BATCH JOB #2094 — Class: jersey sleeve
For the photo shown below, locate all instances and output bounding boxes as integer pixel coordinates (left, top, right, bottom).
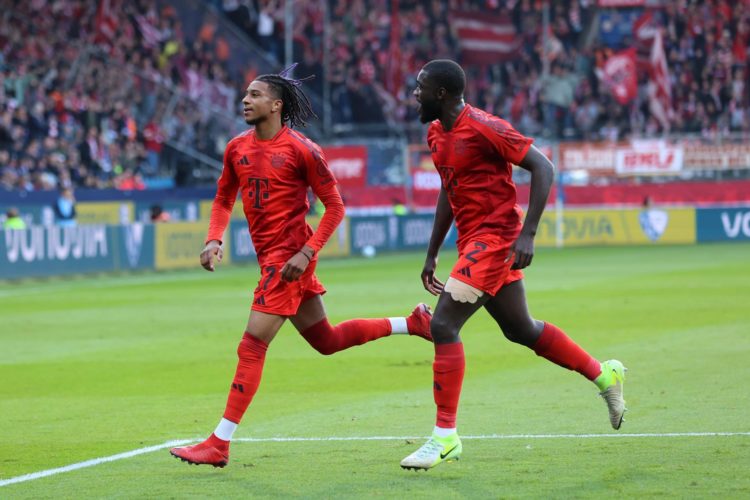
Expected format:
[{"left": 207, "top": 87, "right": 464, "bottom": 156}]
[
  {"left": 299, "top": 141, "right": 337, "bottom": 193},
  {"left": 206, "top": 143, "right": 239, "bottom": 244},
  {"left": 305, "top": 181, "right": 345, "bottom": 253},
  {"left": 473, "top": 115, "right": 533, "bottom": 166},
  {"left": 298, "top": 143, "right": 343, "bottom": 253}
]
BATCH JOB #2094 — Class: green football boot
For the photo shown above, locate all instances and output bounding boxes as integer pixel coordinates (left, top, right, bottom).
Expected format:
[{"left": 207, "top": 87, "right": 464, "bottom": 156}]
[
  {"left": 595, "top": 359, "right": 628, "bottom": 430},
  {"left": 400, "top": 432, "right": 462, "bottom": 470}
]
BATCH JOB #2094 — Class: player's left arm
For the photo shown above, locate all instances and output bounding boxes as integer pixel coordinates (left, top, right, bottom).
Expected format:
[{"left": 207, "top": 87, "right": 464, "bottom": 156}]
[
  {"left": 281, "top": 145, "right": 345, "bottom": 282},
  {"left": 510, "top": 145, "right": 554, "bottom": 269}
]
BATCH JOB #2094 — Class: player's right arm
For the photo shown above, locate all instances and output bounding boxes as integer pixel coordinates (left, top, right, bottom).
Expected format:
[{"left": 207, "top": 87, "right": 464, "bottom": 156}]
[
  {"left": 422, "top": 186, "right": 453, "bottom": 295},
  {"left": 202, "top": 144, "right": 240, "bottom": 272}
]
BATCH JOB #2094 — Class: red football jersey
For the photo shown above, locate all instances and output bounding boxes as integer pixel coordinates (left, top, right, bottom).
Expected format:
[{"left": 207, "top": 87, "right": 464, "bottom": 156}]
[
  {"left": 427, "top": 104, "right": 533, "bottom": 247},
  {"left": 207, "top": 126, "right": 337, "bottom": 263}
]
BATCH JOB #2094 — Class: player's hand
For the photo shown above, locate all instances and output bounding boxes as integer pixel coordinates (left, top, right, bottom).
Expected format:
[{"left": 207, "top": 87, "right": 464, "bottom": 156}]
[
  {"left": 506, "top": 231, "right": 535, "bottom": 270},
  {"left": 421, "top": 255, "right": 444, "bottom": 296},
  {"left": 200, "top": 240, "right": 223, "bottom": 272},
  {"left": 281, "top": 251, "right": 310, "bottom": 282}
]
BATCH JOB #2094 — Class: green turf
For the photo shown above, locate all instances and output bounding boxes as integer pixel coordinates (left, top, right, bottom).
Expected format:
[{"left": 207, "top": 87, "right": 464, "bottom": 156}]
[{"left": 1, "top": 243, "right": 749, "bottom": 498}]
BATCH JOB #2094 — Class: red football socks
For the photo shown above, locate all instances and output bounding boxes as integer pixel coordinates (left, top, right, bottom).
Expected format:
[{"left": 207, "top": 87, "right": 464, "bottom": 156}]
[
  {"left": 433, "top": 342, "right": 465, "bottom": 428},
  {"left": 205, "top": 432, "right": 229, "bottom": 452},
  {"left": 532, "top": 322, "right": 601, "bottom": 380},
  {"left": 299, "top": 318, "right": 391, "bottom": 355},
  {"left": 222, "top": 333, "right": 268, "bottom": 424}
]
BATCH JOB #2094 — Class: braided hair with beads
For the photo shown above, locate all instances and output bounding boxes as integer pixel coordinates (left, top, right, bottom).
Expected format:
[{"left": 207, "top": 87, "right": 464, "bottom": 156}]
[{"left": 256, "top": 63, "right": 317, "bottom": 128}]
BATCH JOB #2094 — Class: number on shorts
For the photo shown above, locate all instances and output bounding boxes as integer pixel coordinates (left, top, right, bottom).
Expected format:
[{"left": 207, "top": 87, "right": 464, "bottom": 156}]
[
  {"left": 262, "top": 265, "right": 277, "bottom": 290},
  {"left": 465, "top": 242, "right": 488, "bottom": 264}
]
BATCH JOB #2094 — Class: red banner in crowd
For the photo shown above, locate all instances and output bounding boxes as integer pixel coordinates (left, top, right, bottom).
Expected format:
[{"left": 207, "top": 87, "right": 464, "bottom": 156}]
[
  {"left": 409, "top": 146, "right": 441, "bottom": 208},
  {"left": 323, "top": 145, "right": 368, "bottom": 189},
  {"left": 450, "top": 11, "right": 520, "bottom": 64},
  {"left": 95, "top": 0, "right": 118, "bottom": 45},
  {"left": 597, "top": 0, "right": 648, "bottom": 6},
  {"left": 598, "top": 48, "right": 638, "bottom": 105}
]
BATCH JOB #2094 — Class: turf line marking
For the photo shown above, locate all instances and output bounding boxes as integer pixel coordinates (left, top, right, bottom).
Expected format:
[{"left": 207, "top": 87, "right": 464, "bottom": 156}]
[
  {"left": 233, "top": 432, "right": 750, "bottom": 442},
  {"left": 2, "top": 432, "right": 749, "bottom": 487},
  {"left": 0, "top": 440, "right": 191, "bottom": 488}
]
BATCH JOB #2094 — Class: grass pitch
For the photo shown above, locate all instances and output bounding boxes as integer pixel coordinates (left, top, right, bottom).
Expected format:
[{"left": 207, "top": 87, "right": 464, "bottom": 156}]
[{"left": 1, "top": 243, "right": 749, "bottom": 498}]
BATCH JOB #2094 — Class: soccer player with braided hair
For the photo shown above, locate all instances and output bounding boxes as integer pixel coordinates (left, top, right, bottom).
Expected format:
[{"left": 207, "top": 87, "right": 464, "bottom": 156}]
[{"left": 170, "top": 65, "right": 434, "bottom": 468}]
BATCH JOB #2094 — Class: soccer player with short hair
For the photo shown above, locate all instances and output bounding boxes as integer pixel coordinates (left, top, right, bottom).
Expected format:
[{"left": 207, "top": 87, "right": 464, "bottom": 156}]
[
  {"left": 399, "top": 59, "right": 627, "bottom": 470},
  {"left": 170, "top": 65, "right": 433, "bottom": 468}
]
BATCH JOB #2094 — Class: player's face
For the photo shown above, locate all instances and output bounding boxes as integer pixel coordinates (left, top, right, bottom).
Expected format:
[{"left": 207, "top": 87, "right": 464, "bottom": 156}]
[
  {"left": 242, "top": 81, "right": 282, "bottom": 125},
  {"left": 414, "top": 70, "right": 442, "bottom": 123}
]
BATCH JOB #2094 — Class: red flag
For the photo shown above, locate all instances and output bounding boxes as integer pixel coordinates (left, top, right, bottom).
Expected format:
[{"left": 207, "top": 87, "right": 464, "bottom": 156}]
[
  {"left": 598, "top": 48, "right": 638, "bottom": 105},
  {"left": 450, "top": 11, "right": 520, "bottom": 65},
  {"left": 385, "top": 0, "right": 402, "bottom": 94},
  {"left": 94, "top": 0, "right": 118, "bottom": 45},
  {"left": 632, "top": 10, "right": 657, "bottom": 43},
  {"left": 648, "top": 31, "right": 672, "bottom": 130}
]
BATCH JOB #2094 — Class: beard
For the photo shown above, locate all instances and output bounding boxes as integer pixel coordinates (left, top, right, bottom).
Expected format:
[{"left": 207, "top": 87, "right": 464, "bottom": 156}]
[{"left": 418, "top": 101, "right": 441, "bottom": 123}]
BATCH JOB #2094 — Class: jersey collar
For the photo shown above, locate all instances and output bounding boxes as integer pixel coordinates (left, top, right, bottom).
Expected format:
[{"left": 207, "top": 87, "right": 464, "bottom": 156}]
[{"left": 436, "top": 104, "right": 471, "bottom": 133}]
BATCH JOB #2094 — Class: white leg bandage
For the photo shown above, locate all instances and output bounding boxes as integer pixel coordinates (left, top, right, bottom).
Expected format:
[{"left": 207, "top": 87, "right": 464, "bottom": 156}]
[{"left": 444, "top": 277, "right": 485, "bottom": 304}]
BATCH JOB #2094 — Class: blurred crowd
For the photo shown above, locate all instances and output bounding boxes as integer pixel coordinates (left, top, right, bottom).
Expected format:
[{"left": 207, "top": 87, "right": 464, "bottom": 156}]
[
  {"left": 225, "top": 0, "right": 748, "bottom": 140},
  {"left": 1, "top": 0, "right": 250, "bottom": 192},
  {"left": 2, "top": 0, "right": 749, "bottom": 193}
]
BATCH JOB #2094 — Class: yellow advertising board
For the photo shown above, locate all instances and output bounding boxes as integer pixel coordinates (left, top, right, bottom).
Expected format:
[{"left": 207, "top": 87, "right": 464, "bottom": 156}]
[
  {"left": 307, "top": 216, "right": 351, "bottom": 257},
  {"left": 535, "top": 208, "right": 696, "bottom": 246},
  {"left": 199, "top": 200, "right": 245, "bottom": 220},
  {"left": 155, "top": 222, "right": 230, "bottom": 269},
  {"left": 76, "top": 202, "right": 133, "bottom": 225}
]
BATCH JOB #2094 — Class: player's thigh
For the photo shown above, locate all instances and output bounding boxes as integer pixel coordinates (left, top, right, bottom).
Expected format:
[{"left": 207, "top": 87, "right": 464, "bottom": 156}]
[
  {"left": 483, "top": 280, "right": 542, "bottom": 345},
  {"left": 289, "top": 294, "right": 327, "bottom": 332},
  {"left": 245, "top": 309, "right": 287, "bottom": 344},
  {"left": 431, "top": 289, "right": 489, "bottom": 343}
]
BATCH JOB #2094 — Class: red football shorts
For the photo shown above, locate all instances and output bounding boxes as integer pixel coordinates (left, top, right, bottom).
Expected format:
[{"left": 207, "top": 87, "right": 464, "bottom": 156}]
[
  {"left": 449, "top": 233, "right": 523, "bottom": 296},
  {"left": 251, "top": 258, "right": 326, "bottom": 316}
]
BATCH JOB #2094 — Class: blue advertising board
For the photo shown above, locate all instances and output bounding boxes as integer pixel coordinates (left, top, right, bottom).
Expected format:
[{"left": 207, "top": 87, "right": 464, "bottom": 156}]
[
  {"left": 0, "top": 224, "right": 156, "bottom": 280},
  {"left": 115, "top": 224, "right": 155, "bottom": 271},
  {"left": 228, "top": 220, "right": 257, "bottom": 263},
  {"left": 696, "top": 207, "right": 750, "bottom": 242},
  {"left": 350, "top": 215, "right": 457, "bottom": 254},
  {"left": 349, "top": 216, "right": 396, "bottom": 253},
  {"left": 1, "top": 225, "right": 115, "bottom": 280}
]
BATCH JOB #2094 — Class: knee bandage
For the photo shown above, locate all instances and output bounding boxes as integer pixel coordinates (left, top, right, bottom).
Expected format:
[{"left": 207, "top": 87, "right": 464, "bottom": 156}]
[{"left": 444, "top": 277, "right": 485, "bottom": 304}]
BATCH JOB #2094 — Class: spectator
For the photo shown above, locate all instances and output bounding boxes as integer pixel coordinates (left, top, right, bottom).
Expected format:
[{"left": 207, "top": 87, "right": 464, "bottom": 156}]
[
  {"left": 3, "top": 207, "right": 26, "bottom": 229},
  {"left": 150, "top": 204, "right": 171, "bottom": 222},
  {"left": 53, "top": 188, "right": 77, "bottom": 227}
]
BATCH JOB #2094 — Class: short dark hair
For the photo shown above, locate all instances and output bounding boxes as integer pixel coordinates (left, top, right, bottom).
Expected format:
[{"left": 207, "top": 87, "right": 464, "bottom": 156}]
[{"left": 423, "top": 59, "right": 466, "bottom": 96}]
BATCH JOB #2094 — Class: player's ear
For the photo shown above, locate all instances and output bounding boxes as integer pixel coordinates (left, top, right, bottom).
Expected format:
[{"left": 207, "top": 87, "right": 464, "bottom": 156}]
[
  {"left": 436, "top": 87, "right": 447, "bottom": 100},
  {"left": 271, "top": 99, "right": 283, "bottom": 113}
]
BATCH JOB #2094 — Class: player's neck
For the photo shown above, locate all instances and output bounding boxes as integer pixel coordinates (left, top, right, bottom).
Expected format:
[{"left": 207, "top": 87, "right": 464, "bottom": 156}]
[
  {"left": 440, "top": 100, "right": 466, "bottom": 131},
  {"left": 255, "top": 120, "right": 283, "bottom": 141}
]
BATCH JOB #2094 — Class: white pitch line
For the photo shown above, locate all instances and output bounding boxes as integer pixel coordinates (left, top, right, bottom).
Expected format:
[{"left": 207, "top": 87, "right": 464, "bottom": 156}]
[
  {"left": 2, "top": 432, "right": 749, "bottom": 487},
  {"left": 233, "top": 431, "right": 750, "bottom": 442},
  {"left": 0, "top": 439, "right": 191, "bottom": 488}
]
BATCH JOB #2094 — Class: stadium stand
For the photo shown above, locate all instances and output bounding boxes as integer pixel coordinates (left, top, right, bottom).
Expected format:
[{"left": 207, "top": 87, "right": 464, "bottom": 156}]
[{"left": 1, "top": 0, "right": 749, "bottom": 194}]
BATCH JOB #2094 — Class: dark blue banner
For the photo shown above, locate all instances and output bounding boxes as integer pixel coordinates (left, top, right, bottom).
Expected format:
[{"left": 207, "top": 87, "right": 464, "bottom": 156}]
[
  {"left": 350, "top": 216, "right": 395, "bottom": 253},
  {"left": 1, "top": 225, "right": 114, "bottom": 280},
  {"left": 229, "top": 220, "right": 256, "bottom": 263},
  {"left": 696, "top": 207, "right": 750, "bottom": 242},
  {"left": 115, "top": 224, "right": 155, "bottom": 271}
]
